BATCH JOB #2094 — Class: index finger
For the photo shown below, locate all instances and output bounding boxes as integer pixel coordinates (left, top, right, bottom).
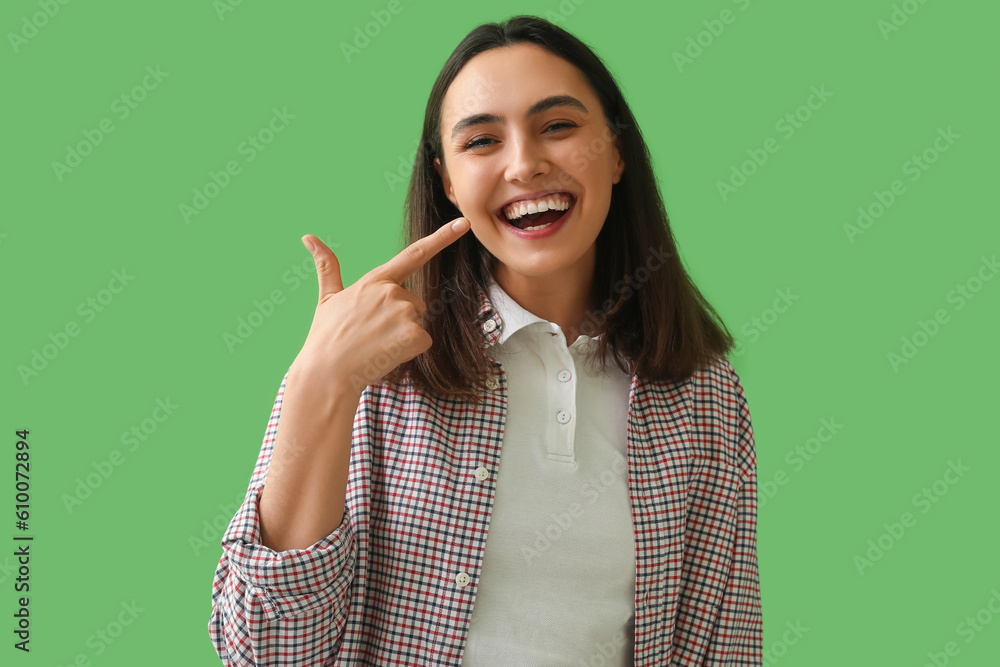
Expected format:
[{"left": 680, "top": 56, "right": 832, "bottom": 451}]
[{"left": 377, "top": 217, "right": 471, "bottom": 285}]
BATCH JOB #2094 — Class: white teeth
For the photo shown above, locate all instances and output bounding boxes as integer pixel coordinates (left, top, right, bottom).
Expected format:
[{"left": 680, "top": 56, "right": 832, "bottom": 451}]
[
  {"left": 522, "top": 221, "right": 554, "bottom": 231},
  {"left": 503, "top": 194, "right": 571, "bottom": 220}
]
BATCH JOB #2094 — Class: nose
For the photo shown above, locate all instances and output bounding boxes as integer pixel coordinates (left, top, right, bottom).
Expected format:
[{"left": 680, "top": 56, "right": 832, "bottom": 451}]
[{"left": 504, "top": 133, "right": 550, "bottom": 184}]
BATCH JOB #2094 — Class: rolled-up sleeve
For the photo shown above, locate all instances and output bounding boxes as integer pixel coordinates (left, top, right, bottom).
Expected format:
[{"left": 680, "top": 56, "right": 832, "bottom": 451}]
[{"left": 209, "top": 370, "right": 357, "bottom": 667}]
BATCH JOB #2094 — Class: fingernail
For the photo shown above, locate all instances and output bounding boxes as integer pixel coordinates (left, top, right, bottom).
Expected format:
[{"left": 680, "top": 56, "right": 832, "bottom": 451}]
[
  {"left": 451, "top": 218, "right": 470, "bottom": 232},
  {"left": 302, "top": 235, "right": 316, "bottom": 254}
]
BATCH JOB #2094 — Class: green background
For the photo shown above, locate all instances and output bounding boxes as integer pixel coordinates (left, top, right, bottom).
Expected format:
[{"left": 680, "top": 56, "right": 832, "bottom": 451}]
[{"left": 3, "top": 0, "right": 998, "bottom": 664}]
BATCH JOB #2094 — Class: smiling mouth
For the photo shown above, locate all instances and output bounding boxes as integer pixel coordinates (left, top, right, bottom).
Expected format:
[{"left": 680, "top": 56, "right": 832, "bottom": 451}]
[{"left": 498, "top": 194, "right": 576, "bottom": 230}]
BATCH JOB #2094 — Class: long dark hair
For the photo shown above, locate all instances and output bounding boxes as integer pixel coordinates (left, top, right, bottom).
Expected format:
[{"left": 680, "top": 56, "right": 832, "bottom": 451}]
[{"left": 383, "top": 15, "right": 735, "bottom": 407}]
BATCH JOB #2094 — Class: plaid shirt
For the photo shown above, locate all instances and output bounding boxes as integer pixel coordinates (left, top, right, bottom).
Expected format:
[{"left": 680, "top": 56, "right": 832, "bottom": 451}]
[{"left": 209, "top": 284, "right": 763, "bottom": 666}]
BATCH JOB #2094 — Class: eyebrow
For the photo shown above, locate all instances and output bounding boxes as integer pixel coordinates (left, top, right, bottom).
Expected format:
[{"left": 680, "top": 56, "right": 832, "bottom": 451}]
[{"left": 450, "top": 94, "right": 589, "bottom": 139}]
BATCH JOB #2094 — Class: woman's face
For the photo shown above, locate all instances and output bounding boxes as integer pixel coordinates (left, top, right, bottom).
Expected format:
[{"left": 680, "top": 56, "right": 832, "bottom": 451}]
[{"left": 434, "top": 42, "right": 624, "bottom": 286}]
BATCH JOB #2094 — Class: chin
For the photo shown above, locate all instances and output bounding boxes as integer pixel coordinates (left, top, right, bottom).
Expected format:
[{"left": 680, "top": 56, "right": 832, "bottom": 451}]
[{"left": 498, "top": 253, "right": 577, "bottom": 277}]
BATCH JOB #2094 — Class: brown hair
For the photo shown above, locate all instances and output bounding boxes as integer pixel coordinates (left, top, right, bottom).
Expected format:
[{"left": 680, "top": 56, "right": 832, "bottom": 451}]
[{"left": 382, "top": 15, "right": 735, "bottom": 407}]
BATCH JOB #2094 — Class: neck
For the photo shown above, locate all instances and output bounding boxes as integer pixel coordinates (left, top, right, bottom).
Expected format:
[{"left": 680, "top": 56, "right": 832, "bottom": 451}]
[{"left": 491, "top": 246, "right": 596, "bottom": 346}]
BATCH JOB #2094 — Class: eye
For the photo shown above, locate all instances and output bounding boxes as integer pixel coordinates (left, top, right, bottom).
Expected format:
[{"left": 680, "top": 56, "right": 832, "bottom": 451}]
[
  {"left": 462, "top": 122, "right": 577, "bottom": 151},
  {"left": 546, "top": 121, "right": 577, "bottom": 132},
  {"left": 464, "top": 136, "right": 494, "bottom": 150}
]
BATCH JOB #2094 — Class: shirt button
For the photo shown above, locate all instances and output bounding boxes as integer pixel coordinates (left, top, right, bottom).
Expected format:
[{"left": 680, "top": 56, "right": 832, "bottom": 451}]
[
  {"left": 557, "top": 369, "right": 572, "bottom": 382},
  {"left": 482, "top": 319, "right": 497, "bottom": 333},
  {"left": 557, "top": 410, "right": 571, "bottom": 424},
  {"left": 474, "top": 466, "right": 490, "bottom": 481},
  {"left": 486, "top": 376, "right": 499, "bottom": 390},
  {"left": 456, "top": 572, "right": 471, "bottom": 587}
]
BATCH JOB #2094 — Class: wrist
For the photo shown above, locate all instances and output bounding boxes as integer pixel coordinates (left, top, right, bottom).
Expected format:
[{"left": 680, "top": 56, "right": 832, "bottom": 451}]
[{"left": 287, "top": 360, "right": 363, "bottom": 404}]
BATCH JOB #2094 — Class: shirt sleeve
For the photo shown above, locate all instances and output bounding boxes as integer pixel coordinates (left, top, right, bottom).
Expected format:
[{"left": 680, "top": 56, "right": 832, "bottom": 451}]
[
  {"left": 208, "top": 369, "right": 358, "bottom": 667},
  {"left": 707, "top": 361, "right": 763, "bottom": 664}
]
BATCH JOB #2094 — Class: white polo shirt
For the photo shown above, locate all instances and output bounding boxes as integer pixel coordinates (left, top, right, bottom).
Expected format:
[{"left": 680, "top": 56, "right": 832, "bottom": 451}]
[{"left": 461, "top": 276, "right": 636, "bottom": 666}]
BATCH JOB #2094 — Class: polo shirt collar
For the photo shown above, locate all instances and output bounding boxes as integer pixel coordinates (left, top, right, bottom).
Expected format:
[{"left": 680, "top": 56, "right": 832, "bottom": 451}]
[{"left": 474, "top": 275, "right": 602, "bottom": 348}]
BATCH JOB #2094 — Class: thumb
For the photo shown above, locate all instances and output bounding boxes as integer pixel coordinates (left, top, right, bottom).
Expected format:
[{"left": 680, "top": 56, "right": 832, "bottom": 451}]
[{"left": 302, "top": 234, "right": 343, "bottom": 301}]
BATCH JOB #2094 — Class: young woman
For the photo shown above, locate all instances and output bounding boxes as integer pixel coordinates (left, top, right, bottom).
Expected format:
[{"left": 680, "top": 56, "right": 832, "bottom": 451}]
[{"left": 210, "top": 15, "right": 762, "bottom": 667}]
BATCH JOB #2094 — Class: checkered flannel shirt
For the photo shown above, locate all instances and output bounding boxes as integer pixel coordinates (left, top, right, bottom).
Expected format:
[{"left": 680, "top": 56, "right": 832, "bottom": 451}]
[{"left": 209, "top": 284, "right": 763, "bottom": 665}]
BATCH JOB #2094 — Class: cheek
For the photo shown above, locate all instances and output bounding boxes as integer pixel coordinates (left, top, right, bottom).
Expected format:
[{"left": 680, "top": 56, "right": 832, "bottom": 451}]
[
  {"left": 576, "top": 132, "right": 617, "bottom": 167},
  {"left": 452, "top": 175, "right": 494, "bottom": 210}
]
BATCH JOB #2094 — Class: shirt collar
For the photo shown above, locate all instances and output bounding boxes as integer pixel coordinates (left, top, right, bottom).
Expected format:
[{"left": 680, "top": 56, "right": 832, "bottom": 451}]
[
  {"left": 489, "top": 276, "right": 550, "bottom": 345},
  {"left": 474, "top": 275, "right": 602, "bottom": 348}
]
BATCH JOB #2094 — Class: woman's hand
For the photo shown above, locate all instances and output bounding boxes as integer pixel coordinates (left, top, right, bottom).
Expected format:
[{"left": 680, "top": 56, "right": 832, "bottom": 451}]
[
  {"left": 292, "top": 217, "right": 472, "bottom": 397},
  {"left": 257, "top": 216, "right": 473, "bottom": 552}
]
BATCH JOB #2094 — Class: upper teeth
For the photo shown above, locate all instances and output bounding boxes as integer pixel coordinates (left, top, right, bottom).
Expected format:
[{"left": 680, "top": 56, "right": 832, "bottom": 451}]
[{"left": 503, "top": 194, "right": 572, "bottom": 220}]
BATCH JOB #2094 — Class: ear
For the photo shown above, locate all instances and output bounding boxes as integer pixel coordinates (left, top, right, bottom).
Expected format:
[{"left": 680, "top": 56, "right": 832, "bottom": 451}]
[
  {"left": 611, "top": 134, "right": 625, "bottom": 185},
  {"left": 434, "top": 157, "right": 458, "bottom": 207}
]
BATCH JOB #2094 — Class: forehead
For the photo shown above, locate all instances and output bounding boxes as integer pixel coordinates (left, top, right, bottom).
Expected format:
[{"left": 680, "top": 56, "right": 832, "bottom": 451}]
[{"left": 440, "top": 43, "right": 592, "bottom": 122}]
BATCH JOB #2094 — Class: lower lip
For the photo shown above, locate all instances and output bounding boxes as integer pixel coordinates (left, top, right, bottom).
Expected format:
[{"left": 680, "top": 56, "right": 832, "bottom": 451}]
[{"left": 499, "top": 202, "right": 574, "bottom": 240}]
